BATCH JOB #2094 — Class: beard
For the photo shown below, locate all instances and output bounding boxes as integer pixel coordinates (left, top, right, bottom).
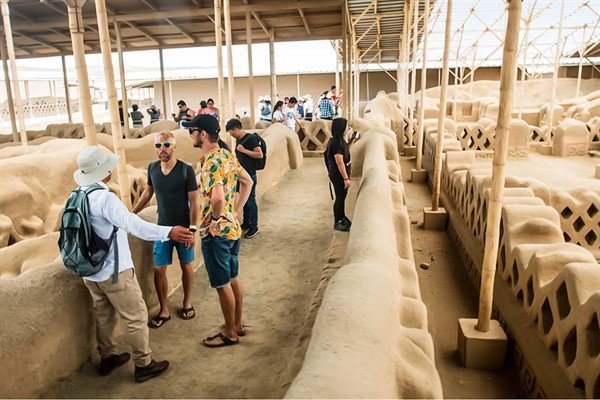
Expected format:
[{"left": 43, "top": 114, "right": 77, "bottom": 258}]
[{"left": 158, "top": 152, "right": 171, "bottom": 162}]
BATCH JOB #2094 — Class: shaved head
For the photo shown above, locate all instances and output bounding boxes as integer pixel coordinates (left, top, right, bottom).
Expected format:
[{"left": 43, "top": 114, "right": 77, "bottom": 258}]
[{"left": 155, "top": 131, "right": 175, "bottom": 142}]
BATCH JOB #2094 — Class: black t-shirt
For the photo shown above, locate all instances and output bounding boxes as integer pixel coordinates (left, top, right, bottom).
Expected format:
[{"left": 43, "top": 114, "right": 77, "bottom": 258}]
[
  {"left": 235, "top": 133, "right": 260, "bottom": 176},
  {"left": 326, "top": 139, "right": 351, "bottom": 177},
  {"left": 147, "top": 160, "right": 198, "bottom": 226}
]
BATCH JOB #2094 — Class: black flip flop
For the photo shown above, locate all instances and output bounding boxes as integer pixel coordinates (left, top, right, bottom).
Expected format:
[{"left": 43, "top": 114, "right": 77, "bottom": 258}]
[
  {"left": 181, "top": 306, "right": 195, "bottom": 320},
  {"left": 203, "top": 332, "right": 239, "bottom": 348},
  {"left": 148, "top": 315, "right": 171, "bottom": 329}
]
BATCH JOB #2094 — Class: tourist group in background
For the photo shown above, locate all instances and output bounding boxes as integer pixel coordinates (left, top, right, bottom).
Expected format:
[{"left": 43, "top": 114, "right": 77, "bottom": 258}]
[
  {"left": 116, "top": 84, "right": 342, "bottom": 130},
  {"left": 61, "top": 82, "right": 350, "bottom": 383}
]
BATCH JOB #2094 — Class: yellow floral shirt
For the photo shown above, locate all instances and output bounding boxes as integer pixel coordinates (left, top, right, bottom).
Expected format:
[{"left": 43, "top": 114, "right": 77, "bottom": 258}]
[{"left": 199, "top": 147, "right": 243, "bottom": 240}]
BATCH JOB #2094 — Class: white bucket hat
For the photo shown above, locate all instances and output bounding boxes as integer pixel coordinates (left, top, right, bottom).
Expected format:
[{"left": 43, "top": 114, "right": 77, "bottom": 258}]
[
  {"left": 263, "top": 95, "right": 271, "bottom": 101},
  {"left": 73, "top": 146, "right": 119, "bottom": 187}
]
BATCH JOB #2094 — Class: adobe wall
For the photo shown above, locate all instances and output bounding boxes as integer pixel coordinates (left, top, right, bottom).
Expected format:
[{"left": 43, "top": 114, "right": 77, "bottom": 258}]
[
  {"left": 442, "top": 151, "right": 599, "bottom": 398},
  {"left": 0, "top": 123, "right": 302, "bottom": 398},
  {"left": 286, "top": 93, "right": 442, "bottom": 399}
]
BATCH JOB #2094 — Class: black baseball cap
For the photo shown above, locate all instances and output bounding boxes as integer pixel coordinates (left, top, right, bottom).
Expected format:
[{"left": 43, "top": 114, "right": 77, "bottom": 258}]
[{"left": 182, "top": 114, "right": 220, "bottom": 135}]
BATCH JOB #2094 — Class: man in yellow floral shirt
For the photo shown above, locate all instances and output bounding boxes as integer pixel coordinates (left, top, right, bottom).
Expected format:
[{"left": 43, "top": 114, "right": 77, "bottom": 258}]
[{"left": 183, "top": 115, "right": 252, "bottom": 348}]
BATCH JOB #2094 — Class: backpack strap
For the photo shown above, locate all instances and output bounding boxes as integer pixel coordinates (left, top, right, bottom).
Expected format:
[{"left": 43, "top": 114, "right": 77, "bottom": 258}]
[
  {"left": 82, "top": 183, "right": 121, "bottom": 283},
  {"left": 110, "top": 226, "right": 119, "bottom": 283}
]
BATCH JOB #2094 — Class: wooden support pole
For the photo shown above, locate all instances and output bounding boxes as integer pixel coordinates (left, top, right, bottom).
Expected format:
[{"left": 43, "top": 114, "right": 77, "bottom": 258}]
[
  {"left": 114, "top": 21, "right": 130, "bottom": 138},
  {"left": 24, "top": 80, "right": 32, "bottom": 118},
  {"left": 518, "top": 12, "right": 531, "bottom": 119},
  {"left": 245, "top": 11, "right": 255, "bottom": 129},
  {"left": 0, "top": 30, "right": 17, "bottom": 141},
  {"left": 95, "top": 0, "right": 132, "bottom": 209},
  {"left": 342, "top": 7, "right": 348, "bottom": 118},
  {"left": 547, "top": 0, "right": 564, "bottom": 132},
  {"left": 431, "top": 0, "right": 453, "bottom": 211},
  {"left": 575, "top": 25, "right": 586, "bottom": 98},
  {"left": 407, "top": 0, "right": 419, "bottom": 146},
  {"left": 398, "top": 0, "right": 409, "bottom": 112},
  {"left": 476, "top": 0, "right": 522, "bottom": 333},
  {"left": 335, "top": 40, "right": 340, "bottom": 93},
  {"left": 415, "top": 0, "right": 430, "bottom": 171},
  {"left": 61, "top": 55, "right": 73, "bottom": 123},
  {"left": 269, "top": 27, "right": 277, "bottom": 104},
  {"left": 452, "top": 27, "right": 464, "bottom": 123},
  {"left": 1, "top": 0, "right": 27, "bottom": 144},
  {"left": 214, "top": 0, "right": 225, "bottom": 130},
  {"left": 159, "top": 48, "right": 167, "bottom": 119},
  {"left": 65, "top": 1, "right": 96, "bottom": 146},
  {"left": 404, "top": 0, "right": 414, "bottom": 119},
  {"left": 224, "top": 0, "right": 235, "bottom": 120}
]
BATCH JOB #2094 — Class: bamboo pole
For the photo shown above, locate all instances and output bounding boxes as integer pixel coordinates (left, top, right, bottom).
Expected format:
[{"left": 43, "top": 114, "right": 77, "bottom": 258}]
[
  {"left": 431, "top": 0, "right": 453, "bottom": 211},
  {"left": 518, "top": 10, "right": 531, "bottom": 119},
  {"left": 546, "top": 0, "right": 564, "bottom": 133},
  {"left": 269, "top": 27, "right": 277, "bottom": 104},
  {"left": 0, "top": 30, "right": 17, "bottom": 141},
  {"left": 407, "top": 0, "right": 419, "bottom": 146},
  {"left": 342, "top": 7, "right": 348, "bottom": 118},
  {"left": 1, "top": 0, "right": 27, "bottom": 144},
  {"left": 469, "top": 43, "right": 477, "bottom": 98},
  {"left": 452, "top": 26, "right": 464, "bottom": 123},
  {"left": 114, "top": 21, "right": 130, "bottom": 138},
  {"left": 366, "top": 71, "right": 370, "bottom": 100},
  {"left": 404, "top": 0, "right": 414, "bottom": 120},
  {"left": 245, "top": 10, "right": 255, "bottom": 129},
  {"left": 214, "top": 0, "right": 225, "bottom": 130},
  {"left": 415, "top": 0, "right": 430, "bottom": 171},
  {"left": 95, "top": 0, "right": 132, "bottom": 209},
  {"left": 159, "top": 48, "right": 167, "bottom": 119},
  {"left": 223, "top": 0, "right": 235, "bottom": 120},
  {"left": 61, "top": 55, "right": 73, "bottom": 123},
  {"left": 53, "top": 80, "right": 59, "bottom": 115},
  {"left": 335, "top": 40, "right": 340, "bottom": 92},
  {"left": 476, "top": 0, "right": 522, "bottom": 333},
  {"left": 65, "top": 1, "right": 96, "bottom": 146},
  {"left": 398, "top": 0, "right": 409, "bottom": 113},
  {"left": 575, "top": 25, "right": 587, "bottom": 98},
  {"left": 24, "top": 80, "right": 32, "bottom": 118}
]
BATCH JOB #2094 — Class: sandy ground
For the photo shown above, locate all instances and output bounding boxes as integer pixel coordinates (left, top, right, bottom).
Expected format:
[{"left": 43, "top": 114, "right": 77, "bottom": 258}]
[
  {"left": 44, "top": 158, "right": 333, "bottom": 398},
  {"left": 400, "top": 156, "right": 525, "bottom": 399}
]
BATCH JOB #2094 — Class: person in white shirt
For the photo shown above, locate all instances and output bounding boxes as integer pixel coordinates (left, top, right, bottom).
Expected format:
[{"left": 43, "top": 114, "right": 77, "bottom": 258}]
[
  {"left": 72, "top": 146, "right": 193, "bottom": 382},
  {"left": 271, "top": 100, "right": 285, "bottom": 124},
  {"left": 304, "top": 94, "right": 314, "bottom": 121},
  {"left": 282, "top": 97, "right": 302, "bottom": 131}
]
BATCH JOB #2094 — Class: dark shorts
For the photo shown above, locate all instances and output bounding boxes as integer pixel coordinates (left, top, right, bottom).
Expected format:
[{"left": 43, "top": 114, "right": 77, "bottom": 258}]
[
  {"left": 153, "top": 240, "right": 194, "bottom": 267},
  {"left": 201, "top": 236, "right": 241, "bottom": 288}
]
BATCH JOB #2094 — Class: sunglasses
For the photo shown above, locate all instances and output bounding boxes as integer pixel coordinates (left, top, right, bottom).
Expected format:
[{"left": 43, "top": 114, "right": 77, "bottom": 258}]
[{"left": 155, "top": 141, "right": 175, "bottom": 149}]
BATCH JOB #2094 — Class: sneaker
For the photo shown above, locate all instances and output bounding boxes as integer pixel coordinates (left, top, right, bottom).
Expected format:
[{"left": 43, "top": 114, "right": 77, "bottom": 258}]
[
  {"left": 341, "top": 217, "right": 352, "bottom": 228},
  {"left": 333, "top": 221, "right": 350, "bottom": 232},
  {"left": 245, "top": 227, "right": 259, "bottom": 238},
  {"left": 98, "top": 353, "right": 130, "bottom": 376},
  {"left": 240, "top": 223, "right": 249, "bottom": 231},
  {"left": 134, "top": 359, "right": 170, "bottom": 383}
]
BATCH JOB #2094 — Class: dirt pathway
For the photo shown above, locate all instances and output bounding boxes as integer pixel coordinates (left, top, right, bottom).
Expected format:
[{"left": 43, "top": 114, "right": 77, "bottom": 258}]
[
  {"left": 45, "top": 158, "right": 333, "bottom": 399},
  {"left": 400, "top": 156, "right": 524, "bottom": 399}
]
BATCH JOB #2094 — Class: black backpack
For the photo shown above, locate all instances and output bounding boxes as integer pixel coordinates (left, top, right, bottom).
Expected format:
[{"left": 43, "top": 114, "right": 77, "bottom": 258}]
[
  {"left": 241, "top": 132, "right": 267, "bottom": 171},
  {"left": 58, "top": 184, "right": 120, "bottom": 282}
]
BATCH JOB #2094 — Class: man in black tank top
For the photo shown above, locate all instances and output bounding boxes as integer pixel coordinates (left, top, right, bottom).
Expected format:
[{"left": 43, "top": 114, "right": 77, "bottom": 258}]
[{"left": 172, "top": 100, "right": 196, "bottom": 123}]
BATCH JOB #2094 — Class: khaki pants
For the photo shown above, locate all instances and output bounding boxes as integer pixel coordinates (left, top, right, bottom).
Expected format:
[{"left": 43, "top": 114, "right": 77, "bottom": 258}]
[{"left": 84, "top": 268, "right": 152, "bottom": 367}]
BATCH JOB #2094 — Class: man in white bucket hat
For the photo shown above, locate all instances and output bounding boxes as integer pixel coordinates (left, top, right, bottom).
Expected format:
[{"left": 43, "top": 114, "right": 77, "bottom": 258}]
[{"left": 72, "top": 146, "right": 193, "bottom": 382}]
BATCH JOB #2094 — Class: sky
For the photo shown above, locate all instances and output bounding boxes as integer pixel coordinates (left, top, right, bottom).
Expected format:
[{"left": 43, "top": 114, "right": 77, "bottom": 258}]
[{"left": 12, "top": 40, "right": 342, "bottom": 86}]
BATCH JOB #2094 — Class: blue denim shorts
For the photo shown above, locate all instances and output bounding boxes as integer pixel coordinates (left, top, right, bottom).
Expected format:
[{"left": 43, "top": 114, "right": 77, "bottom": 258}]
[
  {"left": 201, "top": 236, "right": 241, "bottom": 288},
  {"left": 153, "top": 240, "right": 195, "bottom": 267}
]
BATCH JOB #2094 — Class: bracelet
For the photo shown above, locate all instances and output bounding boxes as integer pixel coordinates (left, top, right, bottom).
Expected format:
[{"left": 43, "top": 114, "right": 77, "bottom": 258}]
[
  {"left": 211, "top": 215, "right": 221, "bottom": 221},
  {"left": 188, "top": 225, "right": 197, "bottom": 232},
  {"left": 343, "top": 178, "right": 350, "bottom": 181}
]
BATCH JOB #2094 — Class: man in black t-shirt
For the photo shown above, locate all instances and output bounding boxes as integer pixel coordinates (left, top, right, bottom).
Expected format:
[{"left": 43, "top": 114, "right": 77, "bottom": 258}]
[
  {"left": 132, "top": 132, "right": 199, "bottom": 328},
  {"left": 226, "top": 118, "right": 263, "bottom": 238}
]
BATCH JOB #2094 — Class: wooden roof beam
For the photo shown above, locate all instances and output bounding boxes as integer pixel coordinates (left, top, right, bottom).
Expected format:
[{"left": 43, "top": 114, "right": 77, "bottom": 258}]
[
  {"left": 110, "top": 0, "right": 342, "bottom": 23},
  {"left": 298, "top": 8, "right": 311, "bottom": 35},
  {"left": 141, "top": 0, "right": 199, "bottom": 43}
]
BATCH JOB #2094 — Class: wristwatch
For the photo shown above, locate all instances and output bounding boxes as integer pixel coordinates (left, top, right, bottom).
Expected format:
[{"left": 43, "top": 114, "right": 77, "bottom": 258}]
[{"left": 189, "top": 224, "right": 197, "bottom": 233}]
